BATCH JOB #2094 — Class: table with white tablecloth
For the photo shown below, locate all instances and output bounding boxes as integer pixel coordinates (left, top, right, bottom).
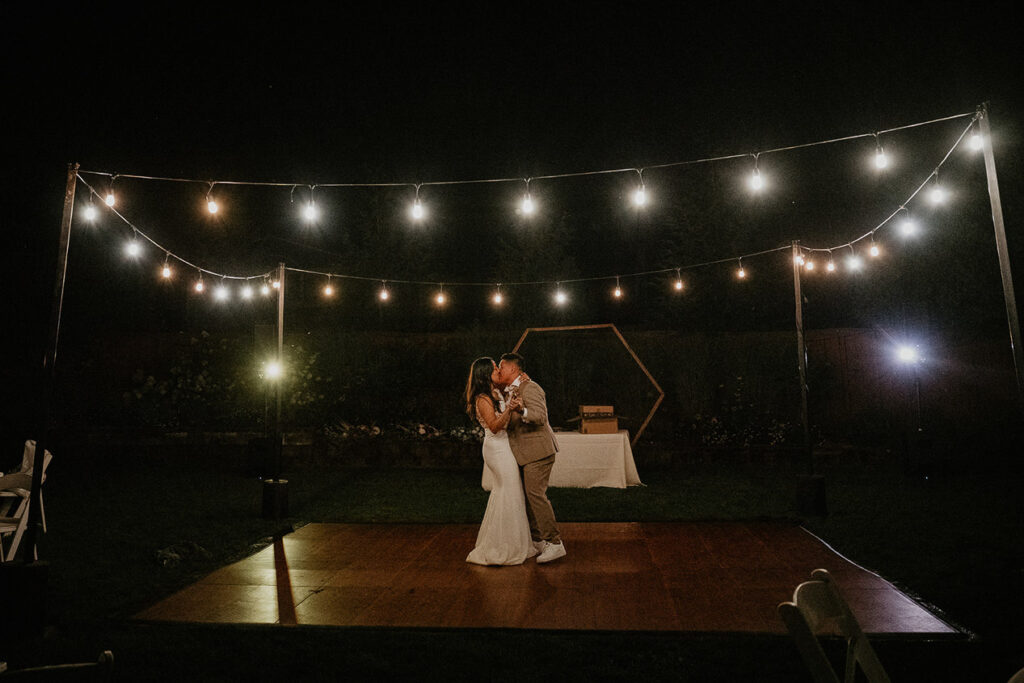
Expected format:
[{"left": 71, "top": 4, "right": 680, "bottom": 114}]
[{"left": 482, "top": 429, "right": 642, "bottom": 490}]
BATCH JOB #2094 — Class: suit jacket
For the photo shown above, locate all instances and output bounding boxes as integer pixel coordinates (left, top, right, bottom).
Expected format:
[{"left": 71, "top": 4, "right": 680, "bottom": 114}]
[{"left": 506, "top": 379, "right": 559, "bottom": 466}]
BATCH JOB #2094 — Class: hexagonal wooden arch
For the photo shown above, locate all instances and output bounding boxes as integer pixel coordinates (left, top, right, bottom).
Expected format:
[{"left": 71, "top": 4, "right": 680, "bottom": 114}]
[{"left": 512, "top": 323, "right": 664, "bottom": 448}]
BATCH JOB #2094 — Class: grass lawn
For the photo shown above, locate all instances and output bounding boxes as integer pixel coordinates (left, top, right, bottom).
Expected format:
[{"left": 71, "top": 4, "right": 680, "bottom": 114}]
[{"left": 2, "top": 444, "right": 1021, "bottom": 681}]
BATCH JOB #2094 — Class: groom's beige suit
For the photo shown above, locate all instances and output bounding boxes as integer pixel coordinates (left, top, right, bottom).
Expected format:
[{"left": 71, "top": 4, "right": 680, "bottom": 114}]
[{"left": 506, "top": 378, "right": 561, "bottom": 544}]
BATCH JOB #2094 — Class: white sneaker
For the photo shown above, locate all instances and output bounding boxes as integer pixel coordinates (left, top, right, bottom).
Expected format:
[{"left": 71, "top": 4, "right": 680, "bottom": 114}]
[{"left": 536, "top": 541, "right": 566, "bottom": 564}]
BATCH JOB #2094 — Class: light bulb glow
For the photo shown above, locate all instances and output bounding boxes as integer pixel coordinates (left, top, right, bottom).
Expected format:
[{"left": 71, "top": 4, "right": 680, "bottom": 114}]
[
  {"left": 614, "top": 286, "right": 623, "bottom": 298},
  {"left": 410, "top": 200, "right": 425, "bottom": 220},
  {"left": 492, "top": 290, "right": 504, "bottom": 305},
  {"left": 125, "top": 241, "right": 141, "bottom": 257},
  {"left": 303, "top": 202, "right": 318, "bottom": 221},
  {"left": 874, "top": 150, "right": 889, "bottom": 169},
  {"left": 194, "top": 280, "right": 205, "bottom": 293},
  {"left": 970, "top": 133, "right": 983, "bottom": 151},
  {"left": 161, "top": 265, "right": 172, "bottom": 279},
  {"left": 897, "top": 345, "right": 920, "bottom": 364},
  {"left": 749, "top": 169, "right": 764, "bottom": 191},
  {"left": 846, "top": 254, "right": 864, "bottom": 271},
  {"left": 214, "top": 284, "right": 230, "bottom": 301},
  {"left": 84, "top": 205, "right": 98, "bottom": 221},
  {"left": 104, "top": 192, "right": 115, "bottom": 207},
  {"left": 632, "top": 186, "right": 647, "bottom": 206},
  {"left": 265, "top": 361, "right": 282, "bottom": 380},
  {"left": 674, "top": 279, "right": 684, "bottom": 291},
  {"left": 241, "top": 285, "right": 253, "bottom": 299},
  {"left": 870, "top": 244, "right": 881, "bottom": 257},
  {"left": 323, "top": 284, "right": 334, "bottom": 297},
  {"left": 554, "top": 290, "right": 567, "bottom": 305},
  {"left": 520, "top": 195, "right": 535, "bottom": 215},
  {"left": 379, "top": 287, "right": 390, "bottom": 301},
  {"left": 260, "top": 283, "right": 271, "bottom": 296},
  {"left": 272, "top": 280, "right": 281, "bottom": 289},
  {"left": 737, "top": 267, "right": 746, "bottom": 279},
  {"left": 794, "top": 254, "right": 805, "bottom": 266},
  {"left": 826, "top": 261, "right": 836, "bottom": 273},
  {"left": 805, "top": 260, "right": 815, "bottom": 271},
  {"left": 435, "top": 292, "right": 446, "bottom": 305},
  {"left": 929, "top": 186, "right": 946, "bottom": 204},
  {"left": 900, "top": 218, "right": 918, "bottom": 237}
]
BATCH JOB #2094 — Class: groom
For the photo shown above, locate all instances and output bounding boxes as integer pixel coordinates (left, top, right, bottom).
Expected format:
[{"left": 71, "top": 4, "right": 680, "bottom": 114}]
[{"left": 496, "top": 352, "right": 565, "bottom": 563}]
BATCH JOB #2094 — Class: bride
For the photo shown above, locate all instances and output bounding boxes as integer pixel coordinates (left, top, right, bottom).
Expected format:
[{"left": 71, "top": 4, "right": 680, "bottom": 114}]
[{"left": 464, "top": 357, "right": 538, "bottom": 565}]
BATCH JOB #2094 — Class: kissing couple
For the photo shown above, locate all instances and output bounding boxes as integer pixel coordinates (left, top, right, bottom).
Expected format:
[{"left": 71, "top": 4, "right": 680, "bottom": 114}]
[{"left": 463, "top": 352, "right": 565, "bottom": 565}]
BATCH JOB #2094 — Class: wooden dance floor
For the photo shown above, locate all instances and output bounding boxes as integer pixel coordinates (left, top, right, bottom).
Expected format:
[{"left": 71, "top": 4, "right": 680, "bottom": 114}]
[{"left": 136, "top": 522, "right": 958, "bottom": 635}]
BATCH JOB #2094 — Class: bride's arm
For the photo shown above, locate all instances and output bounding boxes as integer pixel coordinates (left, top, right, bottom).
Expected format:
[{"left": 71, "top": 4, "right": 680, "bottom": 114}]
[{"left": 476, "top": 395, "right": 515, "bottom": 432}]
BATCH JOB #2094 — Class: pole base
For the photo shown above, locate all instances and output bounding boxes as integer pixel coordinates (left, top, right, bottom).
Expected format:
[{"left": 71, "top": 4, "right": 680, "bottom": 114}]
[
  {"left": 261, "top": 479, "right": 289, "bottom": 519},
  {"left": 795, "top": 474, "right": 827, "bottom": 517}
]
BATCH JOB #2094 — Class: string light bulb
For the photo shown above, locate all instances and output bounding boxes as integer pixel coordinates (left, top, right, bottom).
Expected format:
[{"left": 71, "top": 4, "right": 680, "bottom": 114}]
[
  {"left": 673, "top": 269, "right": 684, "bottom": 292},
  {"left": 492, "top": 285, "right": 504, "bottom": 305},
  {"left": 104, "top": 179, "right": 116, "bottom": 207},
  {"left": 613, "top": 277, "right": 623, "bottom": 299},
  {"left": 632, "top": 169, "right": 648, "bottom": 207},
  {"left": 410, "top": 185, "right": 426, "bottom": 221},
  {"left": 793, "top": 253, "right": 805, "bottom": 266},
  {"left": 873, "top": 135, "right": 889, "bottom": 169},
  {"left": 736, "top": 259, "right": 746, "bottom": 279},
  {"left": 869, "top": 235, "right": 881, "bottom": 258},
  {"left": 435, "top": 285, "right": 447, "bottom": 306},
  {"left": 378, "top": 282, "right": 390, "bottom": 301},
  {"left": 272, "top": 279, "right": 281, "bottom": 290},
  {"left": 846, "top": 250, "right": 864, "bottom": 271},
  {"left": 748, "top": 155, "right": 764, "bottom": 192},
  {"left": 241, "top": 284, "right": 253, "bottom": 299},
  {"left": 260, "top": 282, "right": 271, "bottom": 296},
  {"left": 84, "top": 196, "right": 98, "bottom": 221},
  {"left": 194, "top": 275, "right": 205, "bottom": 293},
  {"left": 125, "top": 238, "right": 141, "bottom": 258},
  {"left": 206, "top": 183, "right": 219, "bottom": 214},
  {"left": 264, "top": 360, "right": 282, "bottom": 380},
  {"left": 969, "top": 132, "right": 983, "bottom": 151},
  {"left": 929, "top": 182, "right": 946, "bottom": 205},
  {"left": 161, "top": 255, "right": 172, "bottom": 279},
  {"left": 323, "top": 278, "right": 334, "bottom": 297},
  {"left": 804, "top": 258, "right": 815, "bottom": 272},
  {"left": 553, "top": 284, "right": 568, "bottom": 306},
  {"left": 519, "top": 179, "right": 535, "bottom": 216},
  {"left": 900, "top": 211, "right": 918, "bottom": 237},
  {"left": 826, "top": 252, "right": 836, "bottom": 273},
  {"left": 214, "top": 281, "right": 230, "bottom": 301}
]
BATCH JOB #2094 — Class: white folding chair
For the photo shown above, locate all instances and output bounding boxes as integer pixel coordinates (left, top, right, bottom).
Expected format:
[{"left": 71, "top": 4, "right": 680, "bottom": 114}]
[
  {"left": 0, "top": 440, "right": 51, "bottom": 532},
  {"left": 778, "top": 568, "right": 892, "bottom": 683},
  {"left": 0, "top": 472, "right": 36, "bottom": 562}
]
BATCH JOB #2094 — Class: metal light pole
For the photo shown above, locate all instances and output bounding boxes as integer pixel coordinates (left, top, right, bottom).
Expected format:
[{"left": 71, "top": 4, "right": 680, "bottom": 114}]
[
  {"left": 792, "top": 241, "right": 826, "bottom": 515},
  {"left": 978, "top": 102, "right": 1024, "bottom": 419},
  {"left": 261, "top": 262, "right": 288, "bottom": 518}
]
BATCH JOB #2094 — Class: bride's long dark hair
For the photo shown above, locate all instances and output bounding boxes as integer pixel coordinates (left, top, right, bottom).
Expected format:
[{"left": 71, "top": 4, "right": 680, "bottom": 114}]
[{"left": 465, "top": 357, "right": 498, "bottom": 418}]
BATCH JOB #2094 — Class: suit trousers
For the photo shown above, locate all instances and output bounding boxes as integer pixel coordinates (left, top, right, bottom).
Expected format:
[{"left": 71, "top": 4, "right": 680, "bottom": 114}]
[{"left": 520, "top": 453, "right": 561, "bottom": 544}]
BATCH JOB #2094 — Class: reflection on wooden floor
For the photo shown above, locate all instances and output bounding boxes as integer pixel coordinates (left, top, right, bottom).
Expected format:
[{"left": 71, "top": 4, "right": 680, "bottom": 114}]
[{"left": 135, "top": 522, "right": 958, "bottom": 635}]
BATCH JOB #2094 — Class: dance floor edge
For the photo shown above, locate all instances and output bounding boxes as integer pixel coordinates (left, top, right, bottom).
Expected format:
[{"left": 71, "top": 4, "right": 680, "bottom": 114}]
[{"left": 135, "top": 522, "right": 961, "bottom": 636}]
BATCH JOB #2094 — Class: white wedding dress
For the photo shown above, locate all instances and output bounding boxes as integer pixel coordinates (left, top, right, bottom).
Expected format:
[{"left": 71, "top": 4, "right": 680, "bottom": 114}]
[{"left": 466, "top": 404, "right": 538, "bottom": 565}]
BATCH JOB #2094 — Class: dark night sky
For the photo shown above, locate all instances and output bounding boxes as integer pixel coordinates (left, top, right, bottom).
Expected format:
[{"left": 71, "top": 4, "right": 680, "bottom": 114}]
[{"left": 6, "top": 4, "right": 1023, "bottom": 353}]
